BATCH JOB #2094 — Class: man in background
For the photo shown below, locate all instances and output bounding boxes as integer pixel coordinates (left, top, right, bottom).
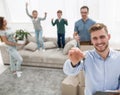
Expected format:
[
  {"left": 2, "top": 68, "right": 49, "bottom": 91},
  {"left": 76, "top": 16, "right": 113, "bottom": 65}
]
[{"left": 74, "top": 6, "right": 96, "bottom": 45}]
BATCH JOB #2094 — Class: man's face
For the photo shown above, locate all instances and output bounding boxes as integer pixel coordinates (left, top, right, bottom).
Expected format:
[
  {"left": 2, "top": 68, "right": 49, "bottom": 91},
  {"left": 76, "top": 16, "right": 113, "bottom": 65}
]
[
  {"left": 80, "top": 8, "right": 88, "bottom": 20},
  {"left": 91, "top": 28, "right": 110, "bottom": 53},
  {"left": 32, "top": 12, "right": 38, "bottom": 19},
  {"left": 57, "top": 13, "right": 62, "bottom": 19}
]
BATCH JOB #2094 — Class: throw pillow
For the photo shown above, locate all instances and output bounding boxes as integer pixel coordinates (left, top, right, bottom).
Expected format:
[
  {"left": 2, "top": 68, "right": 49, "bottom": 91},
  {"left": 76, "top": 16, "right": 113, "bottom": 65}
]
[
  {"left": 63, "top": 40, "right": 77, "bottom": 55},
  {"left": 27, "top": 35, "right": 36, "bottom": 43},
  {"left": 24, "top": 42, "right": 37, "bottom": 51},
  {"left": 44, "top": 41, "right": 57, "bottom": 49}
]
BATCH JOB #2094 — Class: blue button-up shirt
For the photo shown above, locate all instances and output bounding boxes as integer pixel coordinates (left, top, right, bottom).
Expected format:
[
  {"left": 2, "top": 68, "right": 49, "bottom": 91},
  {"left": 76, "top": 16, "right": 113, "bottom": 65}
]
[
  {"left": 74, "top": 18, "right": 96, "bottom": 41},
  {"left": 63, "top": 49, "right": 120, "bottom": 95}
]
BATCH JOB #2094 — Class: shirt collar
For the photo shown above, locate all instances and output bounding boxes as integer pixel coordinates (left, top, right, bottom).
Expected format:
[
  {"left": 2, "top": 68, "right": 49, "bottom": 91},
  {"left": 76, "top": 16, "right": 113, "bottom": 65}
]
[
  {"left": 94, "top": 48, "right": 112, "bottom": 60},
  {"left": 82, "top": 18, "right": 89, "bottom": 22},
  {"left": 33, "top": 17, "right": 38, "bottom": 21}
]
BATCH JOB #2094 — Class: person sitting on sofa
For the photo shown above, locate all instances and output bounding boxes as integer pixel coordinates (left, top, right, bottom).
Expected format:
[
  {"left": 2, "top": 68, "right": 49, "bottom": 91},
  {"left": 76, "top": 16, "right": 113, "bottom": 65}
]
[
  {"left": 0, "top": 17, "right": 23, "bottom": 78},
  {"left": 63, "top": 23, "right": 120, "bottom": 95},
  {"left": 73, "top": 6, "right": 96, "bottom": 45}
]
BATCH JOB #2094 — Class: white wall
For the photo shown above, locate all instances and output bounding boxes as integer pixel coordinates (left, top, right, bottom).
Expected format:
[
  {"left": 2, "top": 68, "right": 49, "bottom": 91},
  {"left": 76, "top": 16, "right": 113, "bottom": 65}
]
[
  {"left": 2, "top": 0, "right": 99, "bottom": 38},
  {"left": 1, "top": 0, "right": 120, "bottom": 43},
  {"left": 0, "top": 0, "right": 6, "bottom": 17}
]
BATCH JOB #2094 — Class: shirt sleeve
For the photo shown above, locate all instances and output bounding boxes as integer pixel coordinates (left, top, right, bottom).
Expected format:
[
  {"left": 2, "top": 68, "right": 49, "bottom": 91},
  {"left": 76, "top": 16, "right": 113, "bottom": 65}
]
[
  {"left": 51, "top": 19, "right": 57, "bottom": 26},
  {"left": 64, "top": 19, "right": 68, "bottom": 25},
  {"left": 39, "top": 15, "right": 47, "bottom": 21},
  {"left": 74, "top": 22, "right": 78, "bottom": 33},
  {"left": 25, "top": 7, "right": 33, "bottom": 18},
  {"left": 63, "top": 59, "right": 84, "bottom": 76}
]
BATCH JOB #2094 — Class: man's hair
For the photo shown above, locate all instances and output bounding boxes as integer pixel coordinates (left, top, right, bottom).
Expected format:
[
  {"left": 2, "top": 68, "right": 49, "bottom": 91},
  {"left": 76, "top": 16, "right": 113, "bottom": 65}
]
[
  {"left": 57, "top": 10, "right": 62, "bottom": 13},
  {"left": 80, "top": 6, "right": 89, "bottom": 12},
  {"left": 32, "top": 10, "right": 38, "bottom": 14},
  {"left": 89, "top": 23, "right": 108, "bottom": 34}
]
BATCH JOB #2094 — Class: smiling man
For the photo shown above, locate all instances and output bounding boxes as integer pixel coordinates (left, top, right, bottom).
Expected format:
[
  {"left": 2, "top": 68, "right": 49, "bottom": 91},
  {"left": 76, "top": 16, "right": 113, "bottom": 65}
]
[
  {"left": 74, "top": 6, "right": 96, "bottom": 45},
  {"left": 63, "top": 23, "right": 120, "bottom": 95}
]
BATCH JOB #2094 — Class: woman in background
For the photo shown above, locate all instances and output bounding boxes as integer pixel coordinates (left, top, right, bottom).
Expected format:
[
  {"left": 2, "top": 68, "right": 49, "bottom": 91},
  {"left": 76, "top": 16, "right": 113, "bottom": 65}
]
[{"left": 0, "top": 17, "right": 23, "bottom": 78}]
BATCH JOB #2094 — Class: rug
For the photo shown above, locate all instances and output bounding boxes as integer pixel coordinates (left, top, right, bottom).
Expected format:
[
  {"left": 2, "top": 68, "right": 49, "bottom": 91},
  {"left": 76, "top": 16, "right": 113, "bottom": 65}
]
[{"left": 0, "top": 66, "right": 66, "bottom": 95}]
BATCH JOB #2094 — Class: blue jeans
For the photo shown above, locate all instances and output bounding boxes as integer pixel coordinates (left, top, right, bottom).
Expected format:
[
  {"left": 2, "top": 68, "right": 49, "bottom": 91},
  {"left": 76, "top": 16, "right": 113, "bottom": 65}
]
[
  {"left": 7, "top": 47, "right": 23, "bottom": 71},
  {"left": 35, "top": 30, "right": 44, "bottom": 49},
  {"left": 57, "top": 33, "right": 65, "bottom": 48}
]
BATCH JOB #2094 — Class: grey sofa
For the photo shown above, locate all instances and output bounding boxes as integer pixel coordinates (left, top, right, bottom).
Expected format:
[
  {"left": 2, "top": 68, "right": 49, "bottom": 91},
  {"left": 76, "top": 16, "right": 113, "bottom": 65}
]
[{"left": 0, "top": 36, "right": 74, "bottom": 68}]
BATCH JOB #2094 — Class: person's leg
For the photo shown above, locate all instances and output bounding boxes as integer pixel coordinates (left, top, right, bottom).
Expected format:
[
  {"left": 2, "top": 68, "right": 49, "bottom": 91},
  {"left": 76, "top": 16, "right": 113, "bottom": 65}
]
[
  {"left": 35, "top": 30, "right": 40, "bottom": 49},
  {"left": 7, "top": 47, "right": 23, "bottom": 76},
  {"left": 61, "top": 33, "right": 65, "bottom": 48},
  {"left": 9, "top": 55, "right": 16, "bottom": 72},
  {"left": 57, "top": 33, "right": 61, "bottom": 48},
  {"left": 7, "top": 48, "right": 16, "bottom": 72},
  {"left": 39, "top": 30, "right": 44, "bottom": 49}
]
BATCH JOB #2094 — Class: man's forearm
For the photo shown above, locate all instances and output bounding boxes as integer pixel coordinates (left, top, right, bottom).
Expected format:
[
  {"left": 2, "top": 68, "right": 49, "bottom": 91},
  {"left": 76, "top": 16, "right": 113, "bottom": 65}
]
[{"left": 63, "top": 59, "right": 83, "bottom": 76}]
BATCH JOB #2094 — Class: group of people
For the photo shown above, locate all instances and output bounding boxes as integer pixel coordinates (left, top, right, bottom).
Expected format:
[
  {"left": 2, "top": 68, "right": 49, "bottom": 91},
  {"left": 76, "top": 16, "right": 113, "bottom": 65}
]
[
  {"left": 26, "top": 2, "right": 68, "bottom": 51},
  {"left": 0, "top": 3, "right": 120, "bottom": 95}
]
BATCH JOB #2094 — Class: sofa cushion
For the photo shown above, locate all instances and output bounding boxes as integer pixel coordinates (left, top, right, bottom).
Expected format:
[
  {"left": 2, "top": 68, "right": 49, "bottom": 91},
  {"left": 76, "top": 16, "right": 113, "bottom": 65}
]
[
  {"left": 63, "top": 40, "right": 77, "bottom": 55},
  {"left": 28, "top": 35, "right": 36, "bottom": 43},
  {"left": 44, "top": 41, "right": 57, "bottom": 49},
  {"left": 42, "top": 49, "right": 67, "bottom": 64},
  {"left": 28, "top": 35, "right": 46, "bottom": 43},
  {"left": 24, "top": 42, "right": 37, "bottom": 51}
]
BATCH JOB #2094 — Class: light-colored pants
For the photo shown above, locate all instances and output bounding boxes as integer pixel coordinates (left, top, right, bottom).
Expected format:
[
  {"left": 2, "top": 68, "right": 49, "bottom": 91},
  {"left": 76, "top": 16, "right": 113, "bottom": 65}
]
[
  {"left": 7, "top": 47, "right": 23, "bottom": 71},
  {"left": 35, "top": 30, "right": 44, "bottom": 49}
]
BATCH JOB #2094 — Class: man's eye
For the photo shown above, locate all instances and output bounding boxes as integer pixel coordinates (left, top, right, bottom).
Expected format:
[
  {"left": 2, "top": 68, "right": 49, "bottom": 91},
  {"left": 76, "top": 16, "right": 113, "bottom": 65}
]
[
  {"left": 100, "top": 36, "right": 105, "bottom": 39},
  {"left": 93, "top": 37, "right": 97, "bottom": 40}
]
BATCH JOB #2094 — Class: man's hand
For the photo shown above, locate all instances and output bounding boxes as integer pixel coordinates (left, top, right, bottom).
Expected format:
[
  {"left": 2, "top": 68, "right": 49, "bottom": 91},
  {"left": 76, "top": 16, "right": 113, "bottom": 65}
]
[
  {"left": 68, "top": 47, "right": 85, "bottom": 66},
  {"left": 73, "top": 32, "right": 80, "bottom": 42},
  {"left": 74, "top": 35, "right": 80, "bottom": 42}
]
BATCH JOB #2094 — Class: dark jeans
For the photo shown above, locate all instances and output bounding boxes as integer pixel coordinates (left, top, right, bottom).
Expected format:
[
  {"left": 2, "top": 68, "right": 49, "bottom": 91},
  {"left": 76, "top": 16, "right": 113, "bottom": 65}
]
[{"left": 57, "top": 33, "right": 65, "bottom": 48}]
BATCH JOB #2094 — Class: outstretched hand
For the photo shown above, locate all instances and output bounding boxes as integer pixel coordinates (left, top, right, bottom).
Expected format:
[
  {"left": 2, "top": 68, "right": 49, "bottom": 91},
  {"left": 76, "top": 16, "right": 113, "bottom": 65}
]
[{"left": 68, "top": 47, "right": 85, "bottom": 66}]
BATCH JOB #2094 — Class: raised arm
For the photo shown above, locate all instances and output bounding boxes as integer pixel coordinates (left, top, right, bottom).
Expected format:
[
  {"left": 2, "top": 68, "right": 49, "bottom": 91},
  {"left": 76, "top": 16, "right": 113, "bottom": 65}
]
[
  {"left": 63, "top": 47, "right": 85, "bottom": 76},
  {"left": 51, "top": 18, "right": 56, "bottom": 26},
  {"left": 25, "top": 2, "right": 32, "bottom": 18},
  {"left": 40, "top": 12, "right": 47, "bottom": 20},
  {"left": 64, "top": 19, "right": 68, "bottom": 25}
]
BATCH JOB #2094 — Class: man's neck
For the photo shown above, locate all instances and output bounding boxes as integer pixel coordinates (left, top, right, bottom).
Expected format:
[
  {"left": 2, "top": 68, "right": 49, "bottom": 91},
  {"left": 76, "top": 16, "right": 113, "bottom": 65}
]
[
  {"left": 82, "top": 18, "right": 88, "bottom": 22},
  {"left": 97, "top": 48, "right": 110, "bottom": 60},
  {"left": 58, "top": 17, "right": 61, "bottom": 20}
]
